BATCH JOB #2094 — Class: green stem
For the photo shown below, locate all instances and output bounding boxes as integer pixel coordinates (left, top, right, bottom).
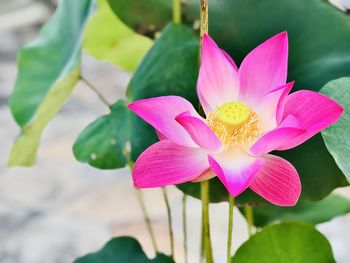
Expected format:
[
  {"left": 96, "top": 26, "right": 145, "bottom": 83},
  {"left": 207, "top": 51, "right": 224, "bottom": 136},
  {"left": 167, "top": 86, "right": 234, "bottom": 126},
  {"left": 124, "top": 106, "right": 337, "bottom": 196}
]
[
  {"left": 199, "top": 1, "right": 212, "bottom": 262},
  {"left": 127, "top": 157, "right": 158, "bottom": 252},
  {"left": 244, "top": 204, "right": 254, "bottom": 237},
  {"left": 162, "top": 187, "right": 174, "bottom": 257},
  {"left": 80, "top": 76, "right": 110, "bottom": 107},
  {"left": 182, "top": 195, "right": 189, "bottom": 263},
  {"left": 173, "top": 0, "right": 181, "bottom": 24},
  {"left": 227, "top": 196, "right": 234, "bottom": 263},
  {"left": 201, "top": 181, "right": 214, "bottom": 263}
]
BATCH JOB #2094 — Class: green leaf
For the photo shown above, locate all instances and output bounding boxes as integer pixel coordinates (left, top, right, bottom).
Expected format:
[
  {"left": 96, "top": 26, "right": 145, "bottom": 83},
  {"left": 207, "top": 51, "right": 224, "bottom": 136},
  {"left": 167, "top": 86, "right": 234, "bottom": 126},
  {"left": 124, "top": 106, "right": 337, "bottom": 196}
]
[
  {"left": 84, "top": 0, "right": 153, "bottom": 72},
  {"left": 126, "top": 23, "right": 199, "bottom": 160},
  {"left": 321, "top": 78, "right": 350, "bottom": 183},
  {"left": 74, "top": 236, "right": 174, "bottom": 263},
  {"left": 246, "top": 194, "right": 350, "bottom": 227},
  {"left": 73, "top": 23, "right": 199, "bottom": 168},
  {"left": 8, "top": 0, "right": 95, "bottom": 166},
  {"left": 232, "top": 222, "right": 336, "bottom": 263},
  {"left": 73, "top": 100, "right": 131, "bottom": 169},
  {"left": 107, "top": 0, "right": 172, "bottom": 36}
]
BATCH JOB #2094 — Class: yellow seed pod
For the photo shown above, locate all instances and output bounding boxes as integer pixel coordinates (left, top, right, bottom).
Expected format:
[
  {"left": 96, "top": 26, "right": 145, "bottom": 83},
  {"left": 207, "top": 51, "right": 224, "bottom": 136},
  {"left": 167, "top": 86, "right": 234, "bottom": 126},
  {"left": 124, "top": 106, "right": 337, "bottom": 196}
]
[{"left": 217, "top": 102, "right": 250, "bottom": 126}]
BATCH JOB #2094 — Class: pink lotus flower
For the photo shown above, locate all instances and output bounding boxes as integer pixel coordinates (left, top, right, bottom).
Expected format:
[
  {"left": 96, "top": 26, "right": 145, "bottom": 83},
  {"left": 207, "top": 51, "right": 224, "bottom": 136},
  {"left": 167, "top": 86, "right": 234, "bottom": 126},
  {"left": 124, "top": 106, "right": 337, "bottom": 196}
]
[{"left": 128, "top": 32, "right": 343, "bottom": 206}]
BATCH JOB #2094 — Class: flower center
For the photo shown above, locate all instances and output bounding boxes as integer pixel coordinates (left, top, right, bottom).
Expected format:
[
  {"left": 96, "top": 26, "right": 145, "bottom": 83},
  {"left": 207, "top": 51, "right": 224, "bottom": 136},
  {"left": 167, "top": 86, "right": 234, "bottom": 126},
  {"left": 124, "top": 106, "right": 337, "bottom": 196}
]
[
  {"left": 217, "top": 102, "right": 250, "bottom": 126},
  {"left": 207, "top": 102, "right": 260, "bottom": 150}
]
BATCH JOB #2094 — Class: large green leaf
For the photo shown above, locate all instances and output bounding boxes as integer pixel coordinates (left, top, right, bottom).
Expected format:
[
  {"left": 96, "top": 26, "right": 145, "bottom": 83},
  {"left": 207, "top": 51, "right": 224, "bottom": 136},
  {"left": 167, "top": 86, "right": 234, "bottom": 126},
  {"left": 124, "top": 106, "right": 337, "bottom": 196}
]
[
  {"left": 245, "top": 194, "right": 350, "bottom": 227},
  {"left": 74, "top": 236, "right": 174, "bottom": 263},
  {"left": 8, "top": 0, "right": 95, "bottom": 166},
  {"left": 84, "top": 0, "right": 153, "bottom": 72},
  {"left": 321, "top": 78, "right": 350, "bottom": 183},
  {"left": 232, "top": 222, "right": 335, "bottom": 263},
  {"left": 126, "top": 23, "right": 199, "bottom": 160},
  {"left": 74, "top": 23, "right": 199, "bottom": 168}
]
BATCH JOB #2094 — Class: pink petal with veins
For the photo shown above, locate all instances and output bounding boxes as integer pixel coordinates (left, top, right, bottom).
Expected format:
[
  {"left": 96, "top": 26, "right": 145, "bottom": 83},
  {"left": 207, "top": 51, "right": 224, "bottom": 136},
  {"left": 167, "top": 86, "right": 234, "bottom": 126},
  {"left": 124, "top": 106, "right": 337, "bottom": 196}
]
[
  {"left": 128, "top": 96, "right": 199, "bottom": 147},
  {"left": 208, "top": 150, "right": 265, "bottom": 197},
  {"left": 250, "top": 154, "right": 301, "bottom": 206},
  {"left": 277, "top": 90, "right": 344, "bottom": 150},
  {"left": 133, "top": 140, "right": 209, "bottom": 188},
  {"left": 239, "top": 32, "right": 288, "bottom": 106},
  {"left": 197, "top": 34, "right": 240, "bottom": 115}
]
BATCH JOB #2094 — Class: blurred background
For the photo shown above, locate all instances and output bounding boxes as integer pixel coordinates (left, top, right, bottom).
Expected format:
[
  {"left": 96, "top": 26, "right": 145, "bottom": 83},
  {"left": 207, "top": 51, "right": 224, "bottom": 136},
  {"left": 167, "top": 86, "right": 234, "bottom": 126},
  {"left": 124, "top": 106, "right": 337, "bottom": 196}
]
[{"left": 1, "top": 0, "right": 350, "bottom": 262}]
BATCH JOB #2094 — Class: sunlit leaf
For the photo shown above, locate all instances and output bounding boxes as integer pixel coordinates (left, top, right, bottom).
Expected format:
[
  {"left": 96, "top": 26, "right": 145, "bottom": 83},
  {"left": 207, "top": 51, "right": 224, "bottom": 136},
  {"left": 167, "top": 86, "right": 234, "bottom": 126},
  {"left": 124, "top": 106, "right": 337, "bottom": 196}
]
[
  {"left": 8, "top": 0, "right": 95, "bottom": 166},
  {"left": 84, "top": 0, "right": 152, "bottom": 72}
]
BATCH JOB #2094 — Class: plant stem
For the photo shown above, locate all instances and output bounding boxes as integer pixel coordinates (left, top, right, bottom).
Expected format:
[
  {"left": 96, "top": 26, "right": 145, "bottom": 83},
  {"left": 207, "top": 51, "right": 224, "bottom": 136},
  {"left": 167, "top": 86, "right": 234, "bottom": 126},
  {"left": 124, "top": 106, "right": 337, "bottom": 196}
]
[
  {"left": 182, "top": 194, "right": 189, "bottom": 263},
  {"left": 201, "top": 181, "right": 214, "bottom": 263},
  {"left": 199, "top": 222, "right": 204, "bottom": 263},
  {"left": 227, "top": 196, "right": 234, "bottom": 263},
  {"left": 199, "top": 1, "right": 212, "bottom": 262},
  {"left": 162, "top": 187, "right": 174, "bottom": 257},
  {"left": 135, "top": 189, "right": 159, "bottom": 252},
  {"left": 244, "top": 204, "right": 254, "bottom": 237},
  {"left": 199, "top": 0, "right": 209, "bottom": 39},
  {"left": 127, "top": 159, "right": 158, "bottom": 252},
  {"left": 80, "top": 76, "right": 110, "bottom": 107},
  {"left": 173, "top": 0, "right": 182, "bottom": 24}
]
